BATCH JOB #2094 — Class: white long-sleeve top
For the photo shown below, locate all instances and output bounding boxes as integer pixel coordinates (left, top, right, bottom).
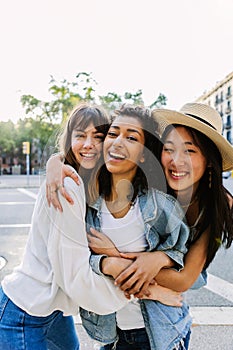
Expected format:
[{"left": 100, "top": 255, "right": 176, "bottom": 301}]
[{"left": 2, "top": 176, "right": 128, "bottom": 317}]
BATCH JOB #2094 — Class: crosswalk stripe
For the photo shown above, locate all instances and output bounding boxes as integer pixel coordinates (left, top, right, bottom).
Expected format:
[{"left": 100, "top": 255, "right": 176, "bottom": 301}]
[
  {"left": 17, "top": 188, "right": 38, "bottom": 199},
  {"left": 190, "top": 306, "right": 233, "bottom": 325},
  {"left": 0, "top": 202, "right": 35, "bottom": 205},
  {"left": 0, "top": 224, "right": 31, "bottom": 228},
  {"left": 205, "top": 273, "right": 233, "bottom": 303}
]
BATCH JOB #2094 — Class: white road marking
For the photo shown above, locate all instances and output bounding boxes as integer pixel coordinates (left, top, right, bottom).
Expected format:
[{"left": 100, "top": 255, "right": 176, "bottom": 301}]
[
  {"left": 17, "top": 188, "right": 38, "bottom": 199},
  {"left": 0, "top": 256, "right": 7, "bottom": 270},
  {"left": 0, "top": 224, "right": 31, "bottom": 228},
  {"left": 0, "top": 202, "right": 35, "bottom": 205},
  {"left": 187, "top": 273, "right": 233, "bottom": 325},
  {"left": 190, "top": 307, "right": 233, "bottom": 325},
  {"left": 0, "top": 188, "right": 36, "bottom": 227},
  {"left": 205, "top": 273, "right": 233, "bottom": 303}
]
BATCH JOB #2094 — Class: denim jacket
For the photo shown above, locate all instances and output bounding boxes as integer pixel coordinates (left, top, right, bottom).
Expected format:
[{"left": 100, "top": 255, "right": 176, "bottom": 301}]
[{"left": 80, "top": 188, "right": 192, "bottom": 350}]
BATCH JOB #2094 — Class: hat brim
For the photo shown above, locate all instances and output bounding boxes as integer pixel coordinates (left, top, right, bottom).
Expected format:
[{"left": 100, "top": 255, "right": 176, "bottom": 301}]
[{"left": 152, "top": 109, "right": 233, "bottom": 172}]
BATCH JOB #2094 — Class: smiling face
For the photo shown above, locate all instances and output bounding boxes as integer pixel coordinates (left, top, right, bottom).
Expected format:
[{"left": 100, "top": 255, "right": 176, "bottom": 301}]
[
  {"left": 71, "top": 122, "right": 104, "bottom": 169},
  {"left": 161, "top": 126, "right": 207, "bottom": 198},
  {"left": 103, "top": 115, "right": 145, "bottom": 181}
]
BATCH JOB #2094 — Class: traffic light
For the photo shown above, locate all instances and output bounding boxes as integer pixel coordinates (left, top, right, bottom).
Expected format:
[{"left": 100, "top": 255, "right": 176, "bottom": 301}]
[{"left": 22, "top": 141, "right": 30, "bottom": 155}]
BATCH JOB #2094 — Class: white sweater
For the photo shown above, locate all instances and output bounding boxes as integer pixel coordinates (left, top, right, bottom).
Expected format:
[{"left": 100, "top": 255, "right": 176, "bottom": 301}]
[{"left": 2, "top": 176, "right": 127, "bottom": 316}]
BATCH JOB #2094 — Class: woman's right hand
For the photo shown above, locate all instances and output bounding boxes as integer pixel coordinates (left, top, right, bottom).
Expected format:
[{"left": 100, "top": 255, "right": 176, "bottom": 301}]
[
  {"left": 88, "top": 227, "right": 121, "bottom": 257},
  {"left": 101, "top": 256, "right": 133, "bottom": 280},
  {"left": 46, "top": 154, "right": 80, "bottom": 211}
]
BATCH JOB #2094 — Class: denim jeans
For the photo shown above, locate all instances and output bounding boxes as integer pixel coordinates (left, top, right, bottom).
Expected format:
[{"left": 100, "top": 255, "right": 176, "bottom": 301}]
[
  {"left": 183, "top": 328, "right": 191, "bottom": 349},
  {"left": 0, "top": 287, "right": 79, "bottom": 350},
  {"left": 100, "top": 327, "right": 191, "bottom": 350},
  {"left": 100, "top": 327, "right": 151, "bottom": 350}
]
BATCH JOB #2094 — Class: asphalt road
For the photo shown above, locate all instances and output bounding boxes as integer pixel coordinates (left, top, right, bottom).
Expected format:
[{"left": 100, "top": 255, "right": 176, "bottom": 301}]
[{"left": 0, "top": 175, "right": 233, "bottom": 349}]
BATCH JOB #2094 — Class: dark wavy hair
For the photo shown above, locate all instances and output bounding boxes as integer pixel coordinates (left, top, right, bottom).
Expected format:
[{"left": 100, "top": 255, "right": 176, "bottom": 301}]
[
  {"left": 98, "top": 104, "right": 166, "bottom": 203},
  {"left": 161, "top": 124, "right": 233, "bottom": 268}
]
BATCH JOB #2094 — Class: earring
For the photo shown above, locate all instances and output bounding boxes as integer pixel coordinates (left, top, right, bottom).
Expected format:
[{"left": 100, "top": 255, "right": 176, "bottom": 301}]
[
  {"left": 140, "top": 155, "right": 145, "bottom": 163},
  {"left": 208, "top": 168, "right": 212, "bottom": 189}
]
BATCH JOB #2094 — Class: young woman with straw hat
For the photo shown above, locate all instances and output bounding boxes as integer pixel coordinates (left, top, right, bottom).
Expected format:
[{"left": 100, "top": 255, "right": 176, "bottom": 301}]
[{"left": 153, "top": 102, "right": 233, "bottom": 270}]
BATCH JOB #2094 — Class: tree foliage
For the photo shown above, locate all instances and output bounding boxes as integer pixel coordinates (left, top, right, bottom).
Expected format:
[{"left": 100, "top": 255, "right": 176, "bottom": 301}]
[
  {"left": 20, "top": 72, "right": 167, "bottom": 123},
  {"left": 0, "top": 121, "right": 17, "bottom": 154}
]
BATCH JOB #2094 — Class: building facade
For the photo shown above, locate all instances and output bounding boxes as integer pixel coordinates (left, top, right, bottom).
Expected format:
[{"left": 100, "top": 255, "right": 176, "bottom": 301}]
[{"left": 196, "top": 71, "right": 233, "bottom": 144}]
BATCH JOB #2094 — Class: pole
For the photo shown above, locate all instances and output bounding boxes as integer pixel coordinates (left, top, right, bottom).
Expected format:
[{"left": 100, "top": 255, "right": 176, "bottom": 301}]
[{"left": 26, "top": 154, "right": 30, "bottom": 185}]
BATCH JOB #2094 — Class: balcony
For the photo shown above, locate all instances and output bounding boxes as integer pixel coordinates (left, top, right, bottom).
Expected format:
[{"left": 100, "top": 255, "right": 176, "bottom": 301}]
[{"left": 225, "top": 107, "right": 231, "bottom": 114}]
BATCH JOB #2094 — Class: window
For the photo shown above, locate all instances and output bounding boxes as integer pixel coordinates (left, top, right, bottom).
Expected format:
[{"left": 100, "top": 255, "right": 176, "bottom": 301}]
[
  {"left": 221, "top": 91, "right": 224, "bottom": 102},
  {"left": 227, "top": 130, "right": 231, "bottom": 143}
]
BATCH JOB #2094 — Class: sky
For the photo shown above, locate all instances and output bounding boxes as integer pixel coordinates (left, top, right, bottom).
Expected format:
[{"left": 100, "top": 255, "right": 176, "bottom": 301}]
[{"left": 1, "top": 0, "right": 233, "bottom": 123}]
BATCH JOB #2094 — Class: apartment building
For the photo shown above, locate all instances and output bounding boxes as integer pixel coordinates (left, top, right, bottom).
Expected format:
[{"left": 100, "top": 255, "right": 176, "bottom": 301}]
[{"left": 196, "top": 71, "right": 233, "bottom": 144}]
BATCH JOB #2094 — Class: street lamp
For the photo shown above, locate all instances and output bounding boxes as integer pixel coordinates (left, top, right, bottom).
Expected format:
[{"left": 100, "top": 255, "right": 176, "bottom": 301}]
[{"left": 22, "top": 141, "right": 30, "bottom": 184}]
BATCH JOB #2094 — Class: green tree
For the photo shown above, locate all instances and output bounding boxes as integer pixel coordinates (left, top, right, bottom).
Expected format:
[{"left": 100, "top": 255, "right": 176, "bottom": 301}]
[
  {"left": 0, "top": 121, "right": 16, "bottom": 154},
  {"left": 20, "top": 72, "right": 167, "bottom": 124},
  {"left": 0, "top": 121, "right": 18, "bottom": 174},
  {"left": 99, "top": 89, "right": 145, "bottom": 112},
  {"left": 149, "top": 93, "right": 167, "bottom": 109}
]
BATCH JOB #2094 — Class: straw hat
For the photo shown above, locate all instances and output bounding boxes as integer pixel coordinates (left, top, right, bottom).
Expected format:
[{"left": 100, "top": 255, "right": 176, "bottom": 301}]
[{"left": 152, "top": 102, "right": 233, "bottom": 171}]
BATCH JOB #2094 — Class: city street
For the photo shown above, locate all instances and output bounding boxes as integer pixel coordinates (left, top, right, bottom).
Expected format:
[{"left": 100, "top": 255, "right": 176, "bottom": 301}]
[{"left": 0, "top": 175, "right": 233, "bottom": 349}]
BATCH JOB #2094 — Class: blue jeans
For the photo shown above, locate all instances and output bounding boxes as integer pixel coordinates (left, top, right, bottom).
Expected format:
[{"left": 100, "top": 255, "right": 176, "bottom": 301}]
[
  {"left": 100, "top": 327, "right": 151, "bottom": 350},
  {"left": 183, "top": 328, "right": 191, "bottom": 349},
  {"left": 0, "top": 287, "right": 79, "bottom": 350},
  {"left": 100, "top": 326, "right": 191, "bottom": 350}
]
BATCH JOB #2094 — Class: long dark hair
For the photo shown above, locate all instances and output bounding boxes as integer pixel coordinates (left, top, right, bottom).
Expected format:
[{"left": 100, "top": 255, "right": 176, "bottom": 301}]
[
  {"left": 98, "top": 104, "right": 166, "bottom": 203},
  {"left": 58, "top": 102, "right": 110, "bottom": 203},
  {"left": 161, "top": 124, "right": 233, "bottom": 269}
]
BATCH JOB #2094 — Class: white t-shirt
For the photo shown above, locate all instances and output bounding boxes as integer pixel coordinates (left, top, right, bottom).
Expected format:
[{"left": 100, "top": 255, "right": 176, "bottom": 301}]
[{"left": 101, "top": 198, "right": 147, "bottom": 329}]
